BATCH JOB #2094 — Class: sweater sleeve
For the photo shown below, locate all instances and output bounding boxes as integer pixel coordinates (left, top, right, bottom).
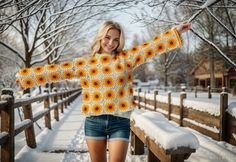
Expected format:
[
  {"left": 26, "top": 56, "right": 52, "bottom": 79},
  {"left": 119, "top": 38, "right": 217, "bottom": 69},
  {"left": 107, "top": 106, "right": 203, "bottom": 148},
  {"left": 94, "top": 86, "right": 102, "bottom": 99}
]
[
  {"left": 121, "top": 28, "right": 183, "bottom": 69},
  {"left": 16, "top": 57, "right": 87, "bottom": 90}
]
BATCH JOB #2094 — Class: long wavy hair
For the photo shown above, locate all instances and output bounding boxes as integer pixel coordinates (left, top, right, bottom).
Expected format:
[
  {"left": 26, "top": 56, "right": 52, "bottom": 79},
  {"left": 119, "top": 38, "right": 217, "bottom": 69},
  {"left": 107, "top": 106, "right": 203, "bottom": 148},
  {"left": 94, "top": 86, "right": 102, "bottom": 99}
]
[{"left": 91, "top": 21, "right": 125, "bottom": 56}]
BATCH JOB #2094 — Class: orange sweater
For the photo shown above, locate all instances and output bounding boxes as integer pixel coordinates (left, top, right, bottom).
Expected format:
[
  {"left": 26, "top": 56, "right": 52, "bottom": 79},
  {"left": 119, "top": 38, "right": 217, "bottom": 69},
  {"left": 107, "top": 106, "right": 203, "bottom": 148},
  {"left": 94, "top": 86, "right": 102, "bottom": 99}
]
[{"left": 16, "top": 28, "right": 182, "bottom": 117}]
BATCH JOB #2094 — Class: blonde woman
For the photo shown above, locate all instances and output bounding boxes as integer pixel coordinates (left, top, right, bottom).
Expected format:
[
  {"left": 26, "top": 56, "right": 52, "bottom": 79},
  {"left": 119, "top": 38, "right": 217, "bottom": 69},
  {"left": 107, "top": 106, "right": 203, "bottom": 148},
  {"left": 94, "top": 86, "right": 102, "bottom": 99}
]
[{"left": 16, "top": 20, "right": 191, "bottom": 162}]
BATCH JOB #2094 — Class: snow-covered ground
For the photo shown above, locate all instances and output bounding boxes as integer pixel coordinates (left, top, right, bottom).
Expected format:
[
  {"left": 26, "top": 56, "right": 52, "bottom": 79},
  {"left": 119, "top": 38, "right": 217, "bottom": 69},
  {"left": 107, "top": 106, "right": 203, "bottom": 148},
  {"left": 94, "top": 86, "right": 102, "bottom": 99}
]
[{"left": 14, "top": 95, "right": 236, "bottom": 162}]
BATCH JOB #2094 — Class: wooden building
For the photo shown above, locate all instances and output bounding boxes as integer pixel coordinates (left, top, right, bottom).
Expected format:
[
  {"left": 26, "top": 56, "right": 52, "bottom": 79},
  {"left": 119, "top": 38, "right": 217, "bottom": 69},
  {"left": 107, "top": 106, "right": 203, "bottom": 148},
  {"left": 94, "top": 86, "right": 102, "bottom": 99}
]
[{"left": 191, "top": 60, "right": 236, "bottom": 89}]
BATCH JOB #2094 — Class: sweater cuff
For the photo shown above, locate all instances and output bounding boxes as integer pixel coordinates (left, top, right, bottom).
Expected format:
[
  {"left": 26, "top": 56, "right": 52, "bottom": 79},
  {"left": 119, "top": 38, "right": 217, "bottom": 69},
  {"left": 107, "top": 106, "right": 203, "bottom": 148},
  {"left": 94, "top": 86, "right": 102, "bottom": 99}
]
[{"left": 172, "top": 27, "right": 183, "bottom": 48}]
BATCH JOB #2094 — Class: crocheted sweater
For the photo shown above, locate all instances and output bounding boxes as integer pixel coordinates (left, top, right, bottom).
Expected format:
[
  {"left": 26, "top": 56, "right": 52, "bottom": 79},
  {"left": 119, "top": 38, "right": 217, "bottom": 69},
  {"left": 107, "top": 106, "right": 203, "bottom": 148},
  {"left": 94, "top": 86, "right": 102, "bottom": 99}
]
[{"left": 16, "top": 28, "right": 182, "bottom": 118}]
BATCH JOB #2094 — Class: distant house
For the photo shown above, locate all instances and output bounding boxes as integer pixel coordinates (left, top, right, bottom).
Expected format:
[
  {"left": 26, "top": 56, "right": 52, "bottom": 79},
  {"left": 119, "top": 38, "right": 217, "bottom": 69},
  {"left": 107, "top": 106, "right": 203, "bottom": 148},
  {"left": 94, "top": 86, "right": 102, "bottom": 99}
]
[{"left": 191, "top": 60, "right": 236, "bottom": 89}]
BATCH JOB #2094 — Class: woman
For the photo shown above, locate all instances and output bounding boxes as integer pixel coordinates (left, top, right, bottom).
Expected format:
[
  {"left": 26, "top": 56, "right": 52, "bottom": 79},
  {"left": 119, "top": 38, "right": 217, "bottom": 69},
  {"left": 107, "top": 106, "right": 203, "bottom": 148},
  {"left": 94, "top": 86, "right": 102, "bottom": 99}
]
[{"left": 16, "top": 20, "right": 191, "bottom": 162}]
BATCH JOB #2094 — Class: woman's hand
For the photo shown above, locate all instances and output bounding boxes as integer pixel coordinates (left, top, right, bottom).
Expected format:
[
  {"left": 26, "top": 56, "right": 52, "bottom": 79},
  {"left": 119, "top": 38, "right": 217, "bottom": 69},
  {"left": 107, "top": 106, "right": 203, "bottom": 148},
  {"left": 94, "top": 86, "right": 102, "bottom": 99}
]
[{"left": 175, "top": 22, "right": 192, "bottom": 33}]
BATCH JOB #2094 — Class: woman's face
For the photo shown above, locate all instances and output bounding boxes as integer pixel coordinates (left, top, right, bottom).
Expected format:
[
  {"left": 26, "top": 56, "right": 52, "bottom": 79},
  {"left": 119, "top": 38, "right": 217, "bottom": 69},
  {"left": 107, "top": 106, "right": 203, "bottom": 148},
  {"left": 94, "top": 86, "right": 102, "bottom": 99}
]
[{"left": 100, "top": 28, "right": 120, "bottom": 54}]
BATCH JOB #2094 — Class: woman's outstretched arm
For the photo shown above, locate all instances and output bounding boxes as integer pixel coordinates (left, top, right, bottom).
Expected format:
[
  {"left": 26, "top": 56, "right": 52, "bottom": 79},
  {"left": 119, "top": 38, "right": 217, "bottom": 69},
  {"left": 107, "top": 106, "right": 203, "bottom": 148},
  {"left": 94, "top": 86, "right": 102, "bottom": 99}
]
[
  {"left": 16, "top": 57, "right": 88, "bottom": 90},
  {"left": 120, "top": 22, "right": 191, "bottom": 69}
]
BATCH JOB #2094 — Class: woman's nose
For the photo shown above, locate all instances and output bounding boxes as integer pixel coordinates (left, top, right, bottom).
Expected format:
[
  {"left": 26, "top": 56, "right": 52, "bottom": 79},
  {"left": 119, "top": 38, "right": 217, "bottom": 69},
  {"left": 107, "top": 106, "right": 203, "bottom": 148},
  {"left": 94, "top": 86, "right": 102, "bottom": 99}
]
[{"left": 108, "top": 40, "right": 113, "bottom": 46}]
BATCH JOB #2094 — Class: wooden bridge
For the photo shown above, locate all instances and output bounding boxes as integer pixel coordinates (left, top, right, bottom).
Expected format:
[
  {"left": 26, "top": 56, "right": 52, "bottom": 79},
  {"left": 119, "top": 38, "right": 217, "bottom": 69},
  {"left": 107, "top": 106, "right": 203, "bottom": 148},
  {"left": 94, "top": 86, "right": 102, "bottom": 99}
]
[{"left": 0, "top": 87, "right": 236, "bottom": 162}]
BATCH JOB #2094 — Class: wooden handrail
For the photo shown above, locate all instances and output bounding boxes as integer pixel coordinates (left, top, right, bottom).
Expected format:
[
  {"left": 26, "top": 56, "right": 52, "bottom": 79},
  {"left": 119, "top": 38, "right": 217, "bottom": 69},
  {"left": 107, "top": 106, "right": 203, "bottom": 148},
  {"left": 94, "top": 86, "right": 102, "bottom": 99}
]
[
  {"left": 134, "top": 87, "right": 236, "bottom": 146},
  {"left": 0, "top": 87, "right": 82, "bottom": 162}
]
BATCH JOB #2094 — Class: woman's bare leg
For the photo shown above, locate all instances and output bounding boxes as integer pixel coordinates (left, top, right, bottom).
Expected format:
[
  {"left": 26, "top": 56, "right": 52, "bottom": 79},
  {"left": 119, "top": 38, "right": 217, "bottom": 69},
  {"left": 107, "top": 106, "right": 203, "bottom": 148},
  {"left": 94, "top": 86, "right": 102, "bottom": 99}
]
[
  {"left": 86, "top": 139, "right": 107, "bottom": 162},
  {"left": 108, "top": 140, "right": 129, "bottom": 162}
]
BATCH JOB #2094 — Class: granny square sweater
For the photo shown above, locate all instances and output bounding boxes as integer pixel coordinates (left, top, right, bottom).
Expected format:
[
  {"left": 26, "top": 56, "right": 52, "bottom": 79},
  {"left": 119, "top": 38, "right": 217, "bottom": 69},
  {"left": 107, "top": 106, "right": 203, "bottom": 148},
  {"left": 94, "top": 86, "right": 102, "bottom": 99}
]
[{"left": 16, "top": 28, "right": 182, "bottom": 118}]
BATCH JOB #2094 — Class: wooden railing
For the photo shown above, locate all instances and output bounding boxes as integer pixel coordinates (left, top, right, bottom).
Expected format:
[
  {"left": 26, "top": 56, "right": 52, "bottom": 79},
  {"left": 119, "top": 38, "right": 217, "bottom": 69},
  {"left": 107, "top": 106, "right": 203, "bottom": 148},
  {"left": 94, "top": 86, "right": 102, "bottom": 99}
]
[
  {"left": 134, "top": 88, "right": 236, "bottom": 146},
  {"left": 0, "top": 87, "right": 82, "bottom": 162}
]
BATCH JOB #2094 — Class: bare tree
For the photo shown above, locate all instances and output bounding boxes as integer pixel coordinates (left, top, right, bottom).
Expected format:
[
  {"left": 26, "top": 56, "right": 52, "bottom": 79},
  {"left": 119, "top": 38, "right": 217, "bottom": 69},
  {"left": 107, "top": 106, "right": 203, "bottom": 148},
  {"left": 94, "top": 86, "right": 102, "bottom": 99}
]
[
  {"left": 0, "top": 0, "right": 137, "bottom": 92},
  {"left": 130, "top": 0, "right": 236, "bottom": 88}
]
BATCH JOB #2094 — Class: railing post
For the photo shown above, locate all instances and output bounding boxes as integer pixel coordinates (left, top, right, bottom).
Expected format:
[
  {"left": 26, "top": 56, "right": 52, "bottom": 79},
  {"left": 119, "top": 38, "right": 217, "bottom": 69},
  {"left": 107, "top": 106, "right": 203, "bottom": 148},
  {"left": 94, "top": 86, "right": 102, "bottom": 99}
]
[
  {"left": 53, "top": 88, "right": 59, "bottom": 121},
  {"left": 59, "top": 91, "right": 64, "bottom": 113},
  {"left": 1, "top": 89, "right": 14, "bottom": 162},
  {"left": 138, "top": 88, "right": 141, "bottom": 109},
  {"left": 63, "top": 90, "right": 68, "bottom": 109},
  {"left": 220, "top": 87, "right": 228, "bottom": 141},
  {"left": 67, "top": 91, "right": 70, "bottom": 106},
  {"left": 195, "top": 86, "right": 197, "bottom": 98},
  {"left": 144, "top": 91, "right": 146, "bottom": 109},
  {"left": 153, "top": 90, "right": 158, "bottom": 111},
  {"left": 208, "top": 85, "right": 212, "bottom": 99},
  {"left": 22, "top": 93, "right": 36, "bottom": 148},
  {"left": 131, "top": 130, "right": 144, "bottom": 155},
  {"left": 44, "top": 89, "right": 51, "bottom": 129},
  {"left": 168, "top": 91, "right": 171, "bottom": 120},
  {"left": 180, "top": 92, "right": 186, "bottom": 126}
]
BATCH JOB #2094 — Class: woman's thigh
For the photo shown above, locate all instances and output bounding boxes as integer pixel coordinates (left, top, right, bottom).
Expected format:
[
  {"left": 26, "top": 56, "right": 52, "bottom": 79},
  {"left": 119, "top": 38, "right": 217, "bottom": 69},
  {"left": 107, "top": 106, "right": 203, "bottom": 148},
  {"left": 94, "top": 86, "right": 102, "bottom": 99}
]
[
  {"left": 108, "top": 140, "right": 129, "bottom": 162},
  {"left": 86, "top": 139, "right": 107, "bottom": 162}
]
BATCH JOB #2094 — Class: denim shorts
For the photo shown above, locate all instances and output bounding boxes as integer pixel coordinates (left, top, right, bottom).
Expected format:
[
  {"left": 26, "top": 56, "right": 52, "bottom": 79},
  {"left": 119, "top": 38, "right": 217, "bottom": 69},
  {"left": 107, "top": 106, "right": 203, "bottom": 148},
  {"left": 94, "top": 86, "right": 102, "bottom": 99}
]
[{"left": 84, "top": 115, "right": 130, "bottom": 142}]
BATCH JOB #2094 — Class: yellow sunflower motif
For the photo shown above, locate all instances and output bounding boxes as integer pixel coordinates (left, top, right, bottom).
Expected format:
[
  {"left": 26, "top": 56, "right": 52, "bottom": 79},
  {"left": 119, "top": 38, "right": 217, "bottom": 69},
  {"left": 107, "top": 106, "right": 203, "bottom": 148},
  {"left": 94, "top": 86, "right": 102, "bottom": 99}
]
[
  {"left": 125, "top": 61, "right": 132, "bottom": 71},
  {"left": 130, "top": 99, "right": 136, "bottom": 108},
  {"left": 75, "top": 58, "right": 86, "bottom": 67},
  {"left": 76, "top": 69, "right": 86, "bottom": 78},
  {"left": 60, "top": 61, "right": 73, "bottom": 69},
  {"left": 104, "top": 90, "right": 115, "bottom": 100},
  {"left": 167, "top": 38, "right": 177, "bottom": 49},
  {"left": 112, "top": 54, "right": 119, "bottom": 61},
  {"left": 102, "top": 66, "right": 112, "bottom": 75},
  {"left": 130, "top": 46, "right": 139, "bottom": 54},
  {"left": 118, "top": 88, "right": 126, "bottom": 99},
  {"left": 163, "top": 30, "right": 172, "bottom": 37},
  {"left": 128, "top": 86, "right": 133, "bottom": 95},
  {"left": 33, "top": 66, "right": 44, "bottom": 75},
  {"left": 117, "top": 75, "right": 125, "bottom": 86},
  {"left": 155, "top": 42, "right": 166, "bottom": 54},
  {"left": 103, "top": 77, "right": 114, "bottom": 87},
  {"left": 134, "top": 54, "right": 144, "bottom": 65},
  {"left": 48, "top": 72, "right": 61, "bottom": 82},
  {"left": 105, "top": 103, "right": 116, "bottom": 113},
  {"left": 47, "top": 64, "right": 58, "bottom": 71},
  {"left": 92, "top": 104, "right": 102, "bottom": 115},
  {"left": 19, "top": 68, "right": 30, "bottom": 77},
  {"left": 118, "top": 101, "right": 129, "bottom": 111},
  {"left": 35, "top": 75, "right": 47, "bottom": 85},
  {"left": 89, "top": 67, "right": 99, "bottom": 76},
  {"left": 127, "top": 73, "right": 133, "bottom": 83},
  {"left": 80, "top": 79, "right": 89, "bottom": 89},
  {"left": 152, "top": 35, "right": 161, "bottom": 42},
  {"left": 141, "top": 42, "right": 151, "bottom": 48},
  {"left": 120, "top": 51, "right": 129, "bottom": 59},
  {"left": 92, "top": 91, "right": 102, "bottom": 102},
  {"left": 81, "top": 104, "right": 90, "bottom": 115},
  {"left": 145, "top": 48, "right": 154, "bottom": 59},
  {"left": 100, "top": 55, "right": 111, "bottom": 64},
  {"left": 88, "top": 57, "right": 98, "bottom": 65},
  {"left": 83, "top": 91, "right": 90, "bottom": 102},
  {"left": 62, "top": 70, "right": 74, "bottom": 79},
  {"left": 22, "top": 78, "right": 34, "bottom": 89},
  {"left": 115, "top": 63, "right": 124, "bottom": 73},
  {"left": 91, "top": 79, "right": 101, "bottom": 89}
]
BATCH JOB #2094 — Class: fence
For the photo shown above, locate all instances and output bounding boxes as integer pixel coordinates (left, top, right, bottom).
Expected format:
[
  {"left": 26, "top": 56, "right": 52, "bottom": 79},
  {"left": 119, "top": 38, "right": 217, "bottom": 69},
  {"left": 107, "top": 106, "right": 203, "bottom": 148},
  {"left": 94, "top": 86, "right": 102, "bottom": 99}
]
[
  {"left": 0, "top": 87, "right": 81, "bottom": 162},
  {"left": 134, "top": 88, "right": 236, "bottom": 146}
]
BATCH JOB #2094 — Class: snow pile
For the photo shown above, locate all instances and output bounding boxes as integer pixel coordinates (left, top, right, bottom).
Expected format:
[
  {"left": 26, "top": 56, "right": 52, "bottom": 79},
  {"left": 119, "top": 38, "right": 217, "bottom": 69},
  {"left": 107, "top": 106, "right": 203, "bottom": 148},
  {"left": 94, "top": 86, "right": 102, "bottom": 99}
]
[
  {"left": 131, "top": 109, "right": 199, "bottom": 150},
  {"left": 184, "top": 99, "right": 220, "bottom": 116}
]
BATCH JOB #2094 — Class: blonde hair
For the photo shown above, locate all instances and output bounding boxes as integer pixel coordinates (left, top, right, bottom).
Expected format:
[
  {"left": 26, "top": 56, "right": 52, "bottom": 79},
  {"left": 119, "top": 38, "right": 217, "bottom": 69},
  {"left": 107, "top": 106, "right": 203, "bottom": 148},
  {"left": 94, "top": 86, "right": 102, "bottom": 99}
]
[{"left": 91, "top": 21, "right": 125, "bottom": 56}]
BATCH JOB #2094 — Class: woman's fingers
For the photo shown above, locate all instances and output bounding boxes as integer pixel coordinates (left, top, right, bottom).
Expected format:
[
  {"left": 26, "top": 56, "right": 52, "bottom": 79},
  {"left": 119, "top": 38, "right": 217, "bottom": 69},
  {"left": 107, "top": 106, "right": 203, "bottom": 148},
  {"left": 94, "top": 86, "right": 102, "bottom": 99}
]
[{"left": 176, "top": 22, "right": 192, "bottom": 33}]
